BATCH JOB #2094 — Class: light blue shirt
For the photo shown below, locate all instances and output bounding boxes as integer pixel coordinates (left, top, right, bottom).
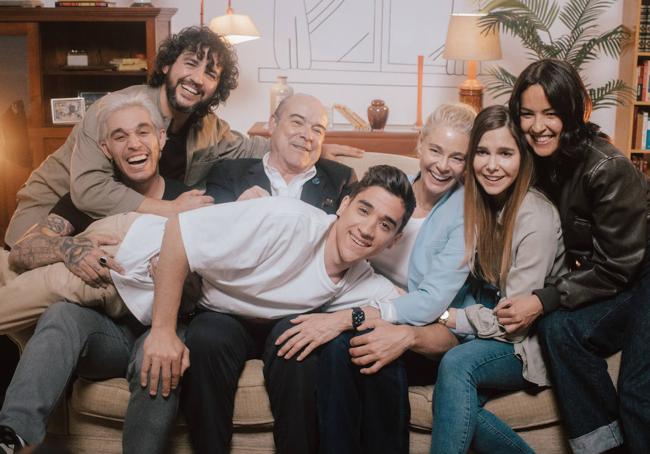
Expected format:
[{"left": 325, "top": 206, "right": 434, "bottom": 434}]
[{"left": 377, "top": 183, "right": 469, "bottom": 325}]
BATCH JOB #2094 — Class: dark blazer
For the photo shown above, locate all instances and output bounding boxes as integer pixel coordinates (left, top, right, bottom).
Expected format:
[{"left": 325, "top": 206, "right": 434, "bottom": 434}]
[{"left": 205, "top": 158, "right": 357, "bottom": 214}]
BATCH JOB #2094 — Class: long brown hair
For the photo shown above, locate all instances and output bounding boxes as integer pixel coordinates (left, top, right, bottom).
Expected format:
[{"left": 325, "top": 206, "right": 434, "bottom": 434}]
[{"left": 464, "top": 105, "right": 534, "bottom": 286}]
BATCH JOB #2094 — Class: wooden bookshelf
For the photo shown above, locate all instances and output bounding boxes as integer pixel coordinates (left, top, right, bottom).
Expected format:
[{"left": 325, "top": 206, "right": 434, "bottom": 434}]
[{"left": 616, "top": 1, "right": 647, "bottom": 156}]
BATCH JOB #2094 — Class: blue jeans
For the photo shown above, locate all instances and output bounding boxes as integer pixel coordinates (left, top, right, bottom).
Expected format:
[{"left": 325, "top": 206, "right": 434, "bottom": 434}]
[
  {"left": 538, "top": 243, "right": 650, "bottom": 454},
  {"left": 429, "top": 339, "right": 534, "bottom": 454},
  {"left": 317, "top": 330, "right": 410, "bottom": 454},
  {"left": 0, "top": 302, "right": 183, "bottom": 453}
]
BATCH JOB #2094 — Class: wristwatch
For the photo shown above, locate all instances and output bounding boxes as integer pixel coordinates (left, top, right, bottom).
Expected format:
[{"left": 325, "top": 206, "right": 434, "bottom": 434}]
[
  {"left": 437, "top": 310, "right": 450, "bottom": 326},
  {"left": 352, "top": 307, "right": 366, "bottom": 329}
]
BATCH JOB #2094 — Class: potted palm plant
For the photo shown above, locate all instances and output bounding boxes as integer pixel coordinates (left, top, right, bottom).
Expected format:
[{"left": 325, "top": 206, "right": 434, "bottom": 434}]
[{"left": 479, "top": 0, "right": 632, "bottom": 110}]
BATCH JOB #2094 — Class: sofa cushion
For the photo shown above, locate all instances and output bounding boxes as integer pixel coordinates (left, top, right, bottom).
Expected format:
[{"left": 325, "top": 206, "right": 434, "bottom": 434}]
[
  {"left": 409, "top": 352, "right": 621, "bottom": 432},
  {"left": 71, "top": 359, "right": 274, "bottom": 429},
  {"left": 409, "top": 385, "right": 561, "bottom": 431}
]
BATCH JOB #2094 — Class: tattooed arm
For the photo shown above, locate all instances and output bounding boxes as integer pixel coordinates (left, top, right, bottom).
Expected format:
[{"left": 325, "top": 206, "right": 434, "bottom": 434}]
[{"left": 8, "top": 214, "right": 122, "bottom": 288}]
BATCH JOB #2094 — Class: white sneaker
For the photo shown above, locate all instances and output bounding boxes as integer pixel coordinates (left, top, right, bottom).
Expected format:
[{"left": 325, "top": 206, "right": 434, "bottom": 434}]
[{"left": 0, "top": 425, "right": 25, "bottom": 453}]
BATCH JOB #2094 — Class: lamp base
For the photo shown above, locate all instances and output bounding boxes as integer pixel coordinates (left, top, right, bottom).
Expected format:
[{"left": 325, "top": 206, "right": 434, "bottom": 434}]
[{"left": 459, "top": 86, "right": 483, "bottom": 113}]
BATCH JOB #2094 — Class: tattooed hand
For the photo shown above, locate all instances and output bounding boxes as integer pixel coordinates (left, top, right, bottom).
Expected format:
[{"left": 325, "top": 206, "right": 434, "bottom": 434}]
[{"left": 61, "top": 233, "right": 124, "bottom": 288}]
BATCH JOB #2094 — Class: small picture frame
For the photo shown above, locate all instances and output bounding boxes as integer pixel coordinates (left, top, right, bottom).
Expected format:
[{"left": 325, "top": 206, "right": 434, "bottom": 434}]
[
  {"left": 51, "top": 97, "right": 85, "bottom": 125},
  {"left": 78, "top": 91, "right": 110, "bottom": 110}
]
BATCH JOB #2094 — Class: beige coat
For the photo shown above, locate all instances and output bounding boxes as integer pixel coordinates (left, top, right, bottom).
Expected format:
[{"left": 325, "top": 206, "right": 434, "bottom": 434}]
[
  {"left": 5, "top": 85, "right": 269, "bottom": 247},
  {"left": 460, "top": 188, "right": 567, "bottom": 386}
]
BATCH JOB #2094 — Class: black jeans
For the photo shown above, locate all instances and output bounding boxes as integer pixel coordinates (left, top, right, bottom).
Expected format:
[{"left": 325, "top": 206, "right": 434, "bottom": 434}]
[
  {"left": 181, "top": 311, "right": 319, "bottom": 454},
  {"left": 538, "top": 243, "right": 650, "bottom": 454},
  {"left": 317, "top": 330, "right": 410, "bottom": 454}
]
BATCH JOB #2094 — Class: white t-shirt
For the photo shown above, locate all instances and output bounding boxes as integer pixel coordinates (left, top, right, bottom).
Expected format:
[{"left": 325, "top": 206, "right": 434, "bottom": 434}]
[
  {"left": 369, "top": 216, "right": 425, "bottom": 289},
  {"left": 112, "top": 198, "right": 398, "bottom": 324}
]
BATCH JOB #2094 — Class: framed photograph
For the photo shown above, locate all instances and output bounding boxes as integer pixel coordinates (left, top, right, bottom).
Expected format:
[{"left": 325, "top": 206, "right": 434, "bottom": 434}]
[
  {"left": 78, "top": 91, "right": 109, "bottom": 110},
  {"left": 50, "top": 97, "right": 85, "bottom": 125}
]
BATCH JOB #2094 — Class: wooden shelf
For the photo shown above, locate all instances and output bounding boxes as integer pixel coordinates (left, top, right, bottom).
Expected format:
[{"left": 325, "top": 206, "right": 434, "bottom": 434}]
[
  {"left": 44, "top": 70, "right": 147, "bottom": 77},
  {"left": 0, "top": 7, "right": 176, "bottom": 22},
  {"left": 615, "top": 0, "right": 646, "bottom": 158},
  {"left": 630, "top": 149, "right": 650, "bottom": 154}
]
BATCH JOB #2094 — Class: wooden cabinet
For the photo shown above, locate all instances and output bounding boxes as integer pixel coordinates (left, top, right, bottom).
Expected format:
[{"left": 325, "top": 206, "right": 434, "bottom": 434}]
[
  {"left": 615, "top": 0, "right": 650, "bottom": 173},
  {"left": 0, "top": 7, "right": 175, "bottom": 241}
]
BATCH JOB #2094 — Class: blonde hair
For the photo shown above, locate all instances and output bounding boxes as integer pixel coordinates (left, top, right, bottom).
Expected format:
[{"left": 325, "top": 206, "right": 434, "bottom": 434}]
[
  {"left": 418, "top": 103, "right": 476, "bottom": 149},
  {"left": 97, "top": 92, "right": 165, "bottom": 142}
]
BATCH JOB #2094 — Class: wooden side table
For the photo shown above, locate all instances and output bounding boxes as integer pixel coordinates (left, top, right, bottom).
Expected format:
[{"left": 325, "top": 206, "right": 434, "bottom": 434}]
[{"left": 247, "top": 122, "right": 419, "bottom": 157}]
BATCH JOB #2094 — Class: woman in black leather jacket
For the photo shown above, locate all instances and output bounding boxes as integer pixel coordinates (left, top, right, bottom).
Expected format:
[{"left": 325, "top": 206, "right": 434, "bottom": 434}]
[{"left": 493, "top": 59, "right": 650, "bottom": 454}]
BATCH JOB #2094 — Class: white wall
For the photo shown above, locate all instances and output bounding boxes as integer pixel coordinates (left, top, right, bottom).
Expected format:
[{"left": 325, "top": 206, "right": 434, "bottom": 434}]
[{"left": 42, "top": 0, "right": 624, "bottom": 137}]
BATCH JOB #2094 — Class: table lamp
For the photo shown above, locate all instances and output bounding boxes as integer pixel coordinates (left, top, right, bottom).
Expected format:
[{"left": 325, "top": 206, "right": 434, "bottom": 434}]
[
  {"left": 443, "top": 13, "right": 502, "bottom": 112},
  {"left": 202, "top": 0, "right": 261, "bottom": 45}
]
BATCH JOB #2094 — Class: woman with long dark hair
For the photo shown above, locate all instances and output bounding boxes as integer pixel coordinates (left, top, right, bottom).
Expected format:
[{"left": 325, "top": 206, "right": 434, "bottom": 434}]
[
  {"left": 428, "top": 105, "right": 565, "bottom": 453},
  {"left": 498, "top": 59, "right": 650, "bottom": 453}
]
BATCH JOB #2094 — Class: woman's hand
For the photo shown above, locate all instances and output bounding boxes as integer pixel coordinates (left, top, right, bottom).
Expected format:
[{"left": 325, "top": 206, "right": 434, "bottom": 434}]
[{"left": 494, "top": 295, "right": 543, "bottom": 334}]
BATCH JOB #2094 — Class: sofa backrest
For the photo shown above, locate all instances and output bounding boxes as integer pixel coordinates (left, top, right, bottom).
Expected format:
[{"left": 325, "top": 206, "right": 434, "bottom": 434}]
[{"left": 338, "top": 152, "right": 420, "bottom": 180}]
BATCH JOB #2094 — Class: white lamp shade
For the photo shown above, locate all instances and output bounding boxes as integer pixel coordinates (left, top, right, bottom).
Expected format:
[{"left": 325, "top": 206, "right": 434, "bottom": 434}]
[
  {"left": 443, "top": 13, "right": 502, "bottom": 61},
  {"left": 209, "top": 13, "right": 260, "bottom": 44}
]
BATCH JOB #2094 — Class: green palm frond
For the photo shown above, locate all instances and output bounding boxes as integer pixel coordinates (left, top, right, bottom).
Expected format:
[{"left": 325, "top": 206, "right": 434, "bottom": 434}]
[
  {"left": 483, "top": 66, "right": 518, "bottom": 99},
  {"left": 481, "top": 0, "right": 560, "bottom": 32},
  {"left": 480, "top": 12, "right": 549, "bottom": 58},
  {"left": 588, "top": 80, "right": 636, "bottom": 110},
  {"left": 559, "top": 0, "right": 615, "bottom": 32},
  {"left": 571, "top": 26, "right": 631, "bottom": 68}
]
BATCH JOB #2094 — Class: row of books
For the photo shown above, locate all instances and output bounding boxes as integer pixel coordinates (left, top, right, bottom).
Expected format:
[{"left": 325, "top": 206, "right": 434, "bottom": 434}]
[
  {"left": 641, "top": 0, "right": 650, "bottom": 52},
  {"left": 633, "top": 111, "right": 650, "bottom": 150},
  {"left": 636, "top": 61, "right": 650, "bottom": 101},
  {"left": 55, "top": 0, "right": 115, "bottom": 6}
]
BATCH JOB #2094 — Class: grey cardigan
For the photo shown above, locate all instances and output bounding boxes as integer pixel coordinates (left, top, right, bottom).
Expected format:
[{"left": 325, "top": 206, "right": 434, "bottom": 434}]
[{"left": 455, "top": 188, "right": 567, "bottom": 386}]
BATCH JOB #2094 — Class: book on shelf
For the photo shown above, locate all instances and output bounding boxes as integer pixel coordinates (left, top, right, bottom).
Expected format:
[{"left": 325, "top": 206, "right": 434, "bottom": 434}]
[
  {"left": 634, "top": 111, "right": 650, "bottom": 150},
  {"left": 636, "top": 61, "right": 650, "bottom": 102},
  {"left": 0, "top": 0, "right": 43, "bottom": 5},
  {"left": 55, "top": 1, "right": 115, "bottom": 6},
  {"left": 635, "top": 111, "right": 644, "bottom": 149},
  {"left": 641, "top": 0, "right": 650, "bottom": 53}
]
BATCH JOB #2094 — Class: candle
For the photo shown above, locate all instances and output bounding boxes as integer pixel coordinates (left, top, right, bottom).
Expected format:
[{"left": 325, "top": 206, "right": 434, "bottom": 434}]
[{"left": 416, "top": 55, "right": 423, "bottom": 128}]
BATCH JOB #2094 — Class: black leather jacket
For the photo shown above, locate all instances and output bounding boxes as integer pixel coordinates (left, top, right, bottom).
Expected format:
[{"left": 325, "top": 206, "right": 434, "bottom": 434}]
[{"left": 534, "top": 137, "right": 650, "bottom": 312}]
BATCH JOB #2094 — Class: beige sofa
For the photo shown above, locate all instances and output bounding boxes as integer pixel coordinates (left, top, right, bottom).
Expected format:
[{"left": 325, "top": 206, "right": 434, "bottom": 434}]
[{"left": 8, "top": 152, "right": 620, "bottom": 453}]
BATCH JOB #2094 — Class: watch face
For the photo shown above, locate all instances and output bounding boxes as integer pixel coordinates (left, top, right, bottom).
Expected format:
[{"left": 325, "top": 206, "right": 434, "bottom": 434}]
[{"left": 352, "top": 307, "right": 366, "bottom": 329}]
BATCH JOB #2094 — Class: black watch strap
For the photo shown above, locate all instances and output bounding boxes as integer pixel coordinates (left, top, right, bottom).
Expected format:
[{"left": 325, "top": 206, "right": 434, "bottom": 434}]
[{"left": 352, "top": 307, "right": 365, "bottom": 329}]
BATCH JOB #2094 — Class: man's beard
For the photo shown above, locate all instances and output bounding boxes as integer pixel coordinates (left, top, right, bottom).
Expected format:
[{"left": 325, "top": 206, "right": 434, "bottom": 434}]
[{"left": 165, "top": 78, "right": 213, "bottom": 115}]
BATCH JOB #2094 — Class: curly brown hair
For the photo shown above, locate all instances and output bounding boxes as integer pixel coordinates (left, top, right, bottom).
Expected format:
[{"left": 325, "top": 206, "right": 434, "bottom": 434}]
[{"left": 148, "top": 26, "right": 239, "bottom": 117}]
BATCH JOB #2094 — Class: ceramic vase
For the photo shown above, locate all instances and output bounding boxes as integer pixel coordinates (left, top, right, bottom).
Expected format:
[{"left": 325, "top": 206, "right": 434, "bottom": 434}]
[{"left": 367, "top": 99, "right": 389, "bottom": 130}]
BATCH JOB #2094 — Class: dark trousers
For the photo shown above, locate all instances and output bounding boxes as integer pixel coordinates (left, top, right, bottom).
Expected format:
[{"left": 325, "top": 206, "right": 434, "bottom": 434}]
[
  {"left": 538, "top": 244, "right": 650, "bottom": 454},
  {"left": 317, "top": 330, "right": 410, "bottom": 454},
  {"left": 181, "top": 311, "right": 319, "bottom": 454}
]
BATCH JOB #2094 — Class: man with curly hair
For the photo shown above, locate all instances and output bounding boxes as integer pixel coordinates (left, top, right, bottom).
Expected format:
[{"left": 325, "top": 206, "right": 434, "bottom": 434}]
[{"left": 4, "top": 27, "right": 359, "bottom": 248}]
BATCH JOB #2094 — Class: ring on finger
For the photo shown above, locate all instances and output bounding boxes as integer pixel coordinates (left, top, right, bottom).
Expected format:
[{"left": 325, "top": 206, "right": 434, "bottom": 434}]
[{"left": 99, "top": 256, "right": 109, "bottom": 267}]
